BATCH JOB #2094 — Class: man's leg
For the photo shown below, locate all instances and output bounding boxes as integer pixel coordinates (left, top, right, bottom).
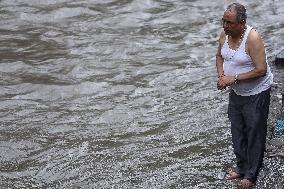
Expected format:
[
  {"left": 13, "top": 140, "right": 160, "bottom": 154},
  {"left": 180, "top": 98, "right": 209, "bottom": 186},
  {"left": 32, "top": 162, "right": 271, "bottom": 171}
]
[
  {"left": 242, "top": 88, "right": 271, "bottom": 182},
  {"left": 228, "top": 90, "right": 247, "bottom": 176}
]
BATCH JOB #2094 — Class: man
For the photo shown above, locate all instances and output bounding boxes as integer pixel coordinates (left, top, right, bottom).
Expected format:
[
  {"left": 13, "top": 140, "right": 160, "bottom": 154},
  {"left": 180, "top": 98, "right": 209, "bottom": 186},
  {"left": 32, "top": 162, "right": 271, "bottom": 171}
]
[{"left": 216, "top": 3, "right": 273, "bottom": 188}]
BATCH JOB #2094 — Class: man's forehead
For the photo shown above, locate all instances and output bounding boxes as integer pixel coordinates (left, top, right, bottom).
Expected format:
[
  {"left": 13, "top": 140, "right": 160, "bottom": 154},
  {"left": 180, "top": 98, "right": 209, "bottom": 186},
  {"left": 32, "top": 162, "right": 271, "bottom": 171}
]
[
  {"left": 224, "top": 8, "right": 237, "bottom": 15},
  {"left": 223, "top": 9, "right": 237, "bottom": 18}
]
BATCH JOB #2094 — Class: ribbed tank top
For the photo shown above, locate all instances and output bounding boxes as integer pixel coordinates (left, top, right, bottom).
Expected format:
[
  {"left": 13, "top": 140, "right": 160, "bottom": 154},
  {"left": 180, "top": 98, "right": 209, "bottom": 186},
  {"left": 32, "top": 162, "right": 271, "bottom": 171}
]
[{"left": 221, "top": 25, "right": 273, "bottom": 96}]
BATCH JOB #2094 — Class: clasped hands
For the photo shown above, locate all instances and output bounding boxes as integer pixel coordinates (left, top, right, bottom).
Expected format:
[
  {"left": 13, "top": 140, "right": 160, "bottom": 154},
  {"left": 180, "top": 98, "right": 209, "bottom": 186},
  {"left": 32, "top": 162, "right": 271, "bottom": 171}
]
[{"left": 217, "top": 75, "right": 235, "bottom": 90}]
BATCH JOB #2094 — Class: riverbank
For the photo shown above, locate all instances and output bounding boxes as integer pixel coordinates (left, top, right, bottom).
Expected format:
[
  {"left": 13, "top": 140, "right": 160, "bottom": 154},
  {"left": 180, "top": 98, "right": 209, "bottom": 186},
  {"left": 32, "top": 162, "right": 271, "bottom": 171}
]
[{"left": 255, "top": 56, "right": 284, "bottom": 188}]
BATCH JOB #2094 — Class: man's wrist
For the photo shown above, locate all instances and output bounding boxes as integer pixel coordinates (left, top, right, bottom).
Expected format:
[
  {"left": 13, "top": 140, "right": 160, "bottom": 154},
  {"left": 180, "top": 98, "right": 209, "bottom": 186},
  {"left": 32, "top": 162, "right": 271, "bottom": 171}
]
[{"left": 234, "top": 74, "right": 240, "bottom": 84}]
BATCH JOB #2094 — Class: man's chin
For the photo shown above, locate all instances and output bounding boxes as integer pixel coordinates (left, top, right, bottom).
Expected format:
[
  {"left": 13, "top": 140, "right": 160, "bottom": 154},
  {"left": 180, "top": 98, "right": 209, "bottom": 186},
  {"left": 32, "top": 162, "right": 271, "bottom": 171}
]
[{"left": 224, "top": 30, "right": 231, "bottom": 35}]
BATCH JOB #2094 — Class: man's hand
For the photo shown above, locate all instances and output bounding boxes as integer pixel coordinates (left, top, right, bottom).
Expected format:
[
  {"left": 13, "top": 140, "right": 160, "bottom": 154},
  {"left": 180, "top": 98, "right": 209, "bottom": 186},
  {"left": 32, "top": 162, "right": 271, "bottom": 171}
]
[
  {"left": 217, "top": 75, "right": 235, "bottom": 90},
  {"left": 217, "top": 76, "right": 226, "bottom": 90},
  {"left": 222, "top": 75, "right": 235, "bottom": 86}
]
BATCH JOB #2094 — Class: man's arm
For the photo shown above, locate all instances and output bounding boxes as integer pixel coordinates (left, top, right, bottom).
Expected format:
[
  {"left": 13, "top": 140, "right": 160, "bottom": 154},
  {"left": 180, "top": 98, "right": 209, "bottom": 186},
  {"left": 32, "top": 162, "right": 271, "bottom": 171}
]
[
  {"left": 216, "top": 32, "right": 225, "bottom": 78},
  {"left": 239, "top": 29, "right": 267, "bottom": 80},
  {"left": 216, "top": 32, "right": 226, "bottom": 89}
]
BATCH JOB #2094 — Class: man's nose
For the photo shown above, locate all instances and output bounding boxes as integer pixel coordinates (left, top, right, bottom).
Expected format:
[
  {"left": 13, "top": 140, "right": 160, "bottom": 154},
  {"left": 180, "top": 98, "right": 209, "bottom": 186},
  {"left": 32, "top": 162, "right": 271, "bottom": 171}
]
[{"left": 223, "top": 21, "right": 228, "bottom": 28}]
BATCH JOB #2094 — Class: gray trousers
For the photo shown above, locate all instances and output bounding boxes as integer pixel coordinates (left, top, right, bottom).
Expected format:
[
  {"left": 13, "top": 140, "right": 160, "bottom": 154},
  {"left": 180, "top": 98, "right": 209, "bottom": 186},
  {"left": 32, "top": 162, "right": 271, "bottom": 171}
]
[{"left": 228, "top": 88, "right": 271, "bottom": 182}]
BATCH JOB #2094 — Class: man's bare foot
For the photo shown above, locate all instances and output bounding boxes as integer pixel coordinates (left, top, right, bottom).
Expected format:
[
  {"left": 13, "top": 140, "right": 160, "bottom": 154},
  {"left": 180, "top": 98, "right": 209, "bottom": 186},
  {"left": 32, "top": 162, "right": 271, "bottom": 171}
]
[
  {"left": 239, "top": 179, "right": 255, "bottom": 188},
  {"left": 225, "top": 172, "right": 242, "bottom": 180}
]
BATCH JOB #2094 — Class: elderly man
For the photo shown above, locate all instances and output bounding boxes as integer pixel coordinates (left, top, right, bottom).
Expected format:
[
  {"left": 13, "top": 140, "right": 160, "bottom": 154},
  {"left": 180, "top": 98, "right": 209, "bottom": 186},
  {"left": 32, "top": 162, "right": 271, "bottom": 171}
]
[{"left": 216, "top": 3, "right": 273, "bottom": 188}]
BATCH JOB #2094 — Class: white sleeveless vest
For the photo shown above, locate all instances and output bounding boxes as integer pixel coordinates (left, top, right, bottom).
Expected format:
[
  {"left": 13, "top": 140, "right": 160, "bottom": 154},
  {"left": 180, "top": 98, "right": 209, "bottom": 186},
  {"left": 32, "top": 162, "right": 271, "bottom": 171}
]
[{"left": 221, "top": 25, "right": 273, "bottom": 96}]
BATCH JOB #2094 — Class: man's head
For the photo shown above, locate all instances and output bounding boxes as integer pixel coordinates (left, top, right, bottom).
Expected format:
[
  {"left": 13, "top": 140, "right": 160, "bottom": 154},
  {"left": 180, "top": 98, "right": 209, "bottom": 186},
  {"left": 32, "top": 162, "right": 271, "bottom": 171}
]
[
  {"left": 226, "top": 3, "right": 247, "bottom": 23},
  {"left": 222, "top": 3, "right": 247, "bottom": 37}
]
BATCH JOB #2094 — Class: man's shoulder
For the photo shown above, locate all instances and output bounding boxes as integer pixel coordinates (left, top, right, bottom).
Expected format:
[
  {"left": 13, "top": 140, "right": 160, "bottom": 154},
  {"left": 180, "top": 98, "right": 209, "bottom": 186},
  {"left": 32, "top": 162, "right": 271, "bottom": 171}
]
[
  {"left": 247, "top": 27, "right": 262, "bottom": 42},
  {"left": 246, "top": 26, "right": 265, "bottom": 53}
]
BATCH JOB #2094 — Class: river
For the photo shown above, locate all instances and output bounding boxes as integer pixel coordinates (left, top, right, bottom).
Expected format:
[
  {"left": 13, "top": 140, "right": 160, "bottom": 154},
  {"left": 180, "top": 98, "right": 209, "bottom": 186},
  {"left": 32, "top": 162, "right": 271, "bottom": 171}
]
[{"left": 0, "top": 0, "right": 284, "bottom": 188}]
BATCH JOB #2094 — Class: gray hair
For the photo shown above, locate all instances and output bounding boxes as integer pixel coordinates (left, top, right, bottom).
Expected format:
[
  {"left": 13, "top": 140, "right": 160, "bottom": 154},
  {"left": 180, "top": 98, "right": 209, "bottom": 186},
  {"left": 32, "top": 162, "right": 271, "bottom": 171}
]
[{"left": 226, "top": 3, "right": 247, "bottom": 23}]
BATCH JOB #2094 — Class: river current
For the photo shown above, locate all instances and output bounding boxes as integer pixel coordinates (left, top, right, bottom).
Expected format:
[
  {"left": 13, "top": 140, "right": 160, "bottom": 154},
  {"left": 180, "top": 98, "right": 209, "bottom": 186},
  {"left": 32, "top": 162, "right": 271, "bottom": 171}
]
[{"left": 0, "top": 0, "right": 284, "bottom": 188}]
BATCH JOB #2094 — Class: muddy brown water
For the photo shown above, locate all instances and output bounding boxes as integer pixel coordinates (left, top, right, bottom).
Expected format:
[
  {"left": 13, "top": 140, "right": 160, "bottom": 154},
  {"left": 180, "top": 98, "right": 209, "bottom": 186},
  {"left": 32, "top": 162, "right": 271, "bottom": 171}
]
[{"left": 0, "top": 0, "right": 284, "bottom": 188}]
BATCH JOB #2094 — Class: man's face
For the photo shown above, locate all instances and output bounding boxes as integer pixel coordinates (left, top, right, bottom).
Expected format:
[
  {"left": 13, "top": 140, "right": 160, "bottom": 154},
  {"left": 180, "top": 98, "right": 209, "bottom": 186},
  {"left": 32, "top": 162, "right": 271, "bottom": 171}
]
[{"left": 222, "top": 10, "right": 242, "bottom": 37}]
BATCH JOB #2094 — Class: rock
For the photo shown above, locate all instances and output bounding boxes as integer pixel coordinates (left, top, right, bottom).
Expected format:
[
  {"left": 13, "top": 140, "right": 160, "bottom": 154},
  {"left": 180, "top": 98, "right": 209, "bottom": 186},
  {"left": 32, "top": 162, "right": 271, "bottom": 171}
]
[
  {"left": 275, "top": 49, "right": 284, "bottom": 65},
  {"left": 268, "top": 138, "right": 284, "bottom": 147},
  {"left": 268, "top": 151, "right": 284, "bottom": 157}
]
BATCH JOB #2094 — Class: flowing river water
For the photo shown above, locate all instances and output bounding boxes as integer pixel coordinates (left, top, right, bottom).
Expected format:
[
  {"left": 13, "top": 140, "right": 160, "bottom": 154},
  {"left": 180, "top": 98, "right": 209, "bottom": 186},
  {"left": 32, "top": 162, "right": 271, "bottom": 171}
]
[{"left": 0, "top": 0, "right": 284, "bottom": 188}]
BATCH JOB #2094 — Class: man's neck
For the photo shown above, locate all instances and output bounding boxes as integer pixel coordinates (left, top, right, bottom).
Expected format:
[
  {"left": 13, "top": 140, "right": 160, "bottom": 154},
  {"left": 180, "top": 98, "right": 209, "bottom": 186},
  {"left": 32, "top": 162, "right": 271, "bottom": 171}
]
[{"left": 231, "top": 26, "right": 246, "bottom": 41}]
